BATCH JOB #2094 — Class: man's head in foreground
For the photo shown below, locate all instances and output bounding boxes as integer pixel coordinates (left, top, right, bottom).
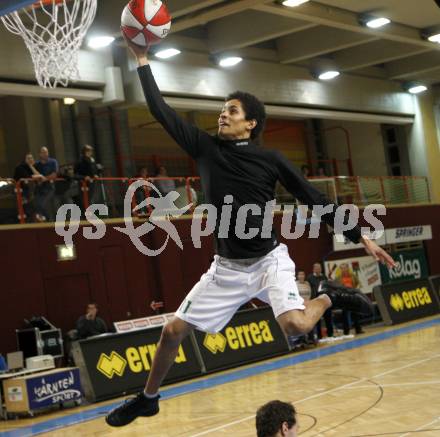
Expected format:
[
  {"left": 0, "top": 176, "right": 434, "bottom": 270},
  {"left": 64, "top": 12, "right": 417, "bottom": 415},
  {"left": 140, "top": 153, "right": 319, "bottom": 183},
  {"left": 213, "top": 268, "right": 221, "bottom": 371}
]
[{"left": 256, "top": 400, "right": 298, "bottom": 437}]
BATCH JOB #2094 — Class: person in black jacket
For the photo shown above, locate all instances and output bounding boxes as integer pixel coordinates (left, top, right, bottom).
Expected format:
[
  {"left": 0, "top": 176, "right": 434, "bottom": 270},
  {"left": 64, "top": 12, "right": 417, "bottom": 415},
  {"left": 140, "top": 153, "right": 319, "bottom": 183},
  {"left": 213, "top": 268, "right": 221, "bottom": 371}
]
[
  {"left": 75, "top": 145, "right": 101, "bottom": 206},
  {"left": 105, "top": 38, "right": 396, "bottom": 428},
  {"left": 76, "top": 303, "right": 107, "bottom": 339},
  {"left": 14, "top": 153, "right": 45, "bottom": 222},
  {"left": 55, "top": 165, "right": 81, "bottom": 211}
]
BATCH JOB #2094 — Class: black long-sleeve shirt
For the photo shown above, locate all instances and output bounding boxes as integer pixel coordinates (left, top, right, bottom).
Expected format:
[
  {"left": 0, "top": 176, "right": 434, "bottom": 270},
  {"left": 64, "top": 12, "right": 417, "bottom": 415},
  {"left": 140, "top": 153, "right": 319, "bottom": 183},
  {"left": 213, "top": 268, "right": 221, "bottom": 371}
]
[
  {"left": 76, "top": 316, "right": 107, "bottom": 339},
  {"left": 75, "top": 157, "right": 99, "bottom": 178},
  {"left": 14, "top": 162, "right": 33, "bottom": 181},
  {"left": 307, "top": 273, "right": 328, "bottom": 298},
  {"left": 138, "top": 65, "right": 362, "bottom": 259}
]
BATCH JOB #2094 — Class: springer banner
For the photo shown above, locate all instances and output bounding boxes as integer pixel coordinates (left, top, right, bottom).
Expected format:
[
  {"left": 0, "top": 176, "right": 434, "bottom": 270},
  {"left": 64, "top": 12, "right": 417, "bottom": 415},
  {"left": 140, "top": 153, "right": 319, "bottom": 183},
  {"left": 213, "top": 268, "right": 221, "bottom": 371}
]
[
  {"left": 193, "top": 307, "right": 290, "bottom": 373},
  {"left": 374, "top": 278, "right": 440, "bottom": 325},
  {"left": 325, "top": 256, "right": 381, "bottom": 294},
  {"left": 379, "top": 249, "right": 429, "bottom": 284}
]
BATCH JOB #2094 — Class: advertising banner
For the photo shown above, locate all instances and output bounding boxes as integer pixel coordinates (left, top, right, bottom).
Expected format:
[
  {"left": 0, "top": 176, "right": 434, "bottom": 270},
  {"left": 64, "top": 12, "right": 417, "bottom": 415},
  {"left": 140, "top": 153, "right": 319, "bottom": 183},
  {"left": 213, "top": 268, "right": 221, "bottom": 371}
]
[
  {"left": 385, "top": 225, "right": 432, "bottom": 245},
  {"left": 26, "top": 368, "right": 82, "bottom": 410},
  {"left": 429, "top": 275, "right": 440, "bottom": 303},
  {"left": 74, "top": 327, "right": 202, "bottom": 401},
  {"left": 379, "top": 249, "right": 429, "bottom": 284},
  {"left": 325, "top": 256, "right": 381, "bottom": 294},
  {"left": 374, "top": 278, "right": 440, "bottom": 325},
  {"left": 193, "top": 307, "right": 290, "bottom": 373},
  {"left": 114, "top": 313, "right": 175, "bottom": 333},
  {"left": 333, "top": 226, "right": 432, "bottom": 251},
  {"left": 333, "top": 232, "right": 386, "bottom": 252}
]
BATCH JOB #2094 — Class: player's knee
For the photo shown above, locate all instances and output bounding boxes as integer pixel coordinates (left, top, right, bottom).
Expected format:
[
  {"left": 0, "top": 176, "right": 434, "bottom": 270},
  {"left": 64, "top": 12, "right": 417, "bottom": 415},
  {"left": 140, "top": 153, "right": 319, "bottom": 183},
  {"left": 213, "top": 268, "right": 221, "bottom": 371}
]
[
  {"left": 161, "top": 322, "right": 186, "bottom": 345},
  {"left": 282, "top": 318, "right": 309, "bottom": 336}
]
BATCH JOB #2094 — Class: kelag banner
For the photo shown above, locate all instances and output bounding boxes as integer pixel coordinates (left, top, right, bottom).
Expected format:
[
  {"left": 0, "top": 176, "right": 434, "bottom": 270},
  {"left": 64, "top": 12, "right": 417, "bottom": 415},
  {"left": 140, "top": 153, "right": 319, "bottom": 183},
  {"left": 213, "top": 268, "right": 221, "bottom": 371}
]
[
  {"left": 73, "top": 327, "right": 202, "bottom": 401},
  {"left": 374, "top": 278, "right": 440, "bottom": 325},
  {"left": 193, "top": 307, "right": 289, "bottom": 372},
  {"left": 379, "top": 249, "right": 429, "bottom": 284},
  {"left": 26, "top": 368, "right": 82, "bottom": 409}
]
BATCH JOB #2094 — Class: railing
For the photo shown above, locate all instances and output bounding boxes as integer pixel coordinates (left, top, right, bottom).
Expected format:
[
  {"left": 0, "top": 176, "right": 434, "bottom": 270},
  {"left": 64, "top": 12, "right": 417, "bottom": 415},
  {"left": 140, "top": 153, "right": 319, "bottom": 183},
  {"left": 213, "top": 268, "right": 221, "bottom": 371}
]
[
  {"left": 128, "top": 154, "right": 352, "bottom": 178},
  {"left": 0, "top": 175, "right": 432, "bottom": 225},
  {"left": 326, "top": 176, "right": 432, "bottom": 206}
]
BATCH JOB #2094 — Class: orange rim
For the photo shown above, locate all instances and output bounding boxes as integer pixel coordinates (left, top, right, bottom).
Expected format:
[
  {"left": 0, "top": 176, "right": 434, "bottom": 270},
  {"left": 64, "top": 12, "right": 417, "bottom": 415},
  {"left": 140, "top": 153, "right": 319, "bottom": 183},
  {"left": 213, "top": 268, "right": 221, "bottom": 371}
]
[{"left": 32, "top": 0, "right": 67, "bottom": 8}]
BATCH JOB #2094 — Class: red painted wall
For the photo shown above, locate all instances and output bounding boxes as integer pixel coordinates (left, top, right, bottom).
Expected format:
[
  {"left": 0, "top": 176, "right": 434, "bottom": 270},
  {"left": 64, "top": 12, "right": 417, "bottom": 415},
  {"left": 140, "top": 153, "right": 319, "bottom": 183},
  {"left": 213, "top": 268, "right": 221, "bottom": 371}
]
[{"left": 0, "top": 204, "right": 438, "bottom": 353}]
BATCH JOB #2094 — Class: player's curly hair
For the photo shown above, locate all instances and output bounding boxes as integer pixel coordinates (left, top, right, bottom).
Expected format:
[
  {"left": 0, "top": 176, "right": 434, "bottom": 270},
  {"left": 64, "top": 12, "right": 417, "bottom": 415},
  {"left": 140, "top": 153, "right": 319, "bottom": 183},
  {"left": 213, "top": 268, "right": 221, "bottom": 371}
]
[
  {"left": 225, "top": 91, "right": 266, "bottom": 139},
  {"left": 256, "top": 400, "right": 297, "bottom": 437}
]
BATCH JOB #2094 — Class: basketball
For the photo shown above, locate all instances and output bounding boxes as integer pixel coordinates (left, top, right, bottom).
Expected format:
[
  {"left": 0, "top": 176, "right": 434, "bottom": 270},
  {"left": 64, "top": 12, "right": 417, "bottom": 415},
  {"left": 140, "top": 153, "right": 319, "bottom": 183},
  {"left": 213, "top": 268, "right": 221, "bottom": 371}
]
[{"left": 121, "top": 0, "right": 171, "bottom": 47}]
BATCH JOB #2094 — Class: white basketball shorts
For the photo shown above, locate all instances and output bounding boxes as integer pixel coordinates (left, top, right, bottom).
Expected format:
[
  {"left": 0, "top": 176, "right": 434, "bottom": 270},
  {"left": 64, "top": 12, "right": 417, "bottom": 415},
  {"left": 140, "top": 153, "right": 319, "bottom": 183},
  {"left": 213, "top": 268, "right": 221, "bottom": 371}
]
[{"left": 175, "top": 243, "right": 305, "bottom": 333}]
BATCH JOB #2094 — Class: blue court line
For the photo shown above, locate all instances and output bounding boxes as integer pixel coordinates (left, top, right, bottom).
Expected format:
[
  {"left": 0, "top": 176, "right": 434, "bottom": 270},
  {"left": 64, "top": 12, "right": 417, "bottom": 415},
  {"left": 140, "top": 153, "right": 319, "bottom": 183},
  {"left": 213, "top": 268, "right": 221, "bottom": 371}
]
[{"left": 2, "top": 316, "right": 440, "bottom": 437}]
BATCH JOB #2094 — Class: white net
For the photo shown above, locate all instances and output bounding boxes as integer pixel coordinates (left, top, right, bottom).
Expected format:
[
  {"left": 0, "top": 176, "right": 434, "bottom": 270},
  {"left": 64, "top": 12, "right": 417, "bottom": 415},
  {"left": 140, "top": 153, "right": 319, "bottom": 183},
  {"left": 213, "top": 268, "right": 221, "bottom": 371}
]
[{"left": 1, "top": 0, "right": 97, "bottom": 88}]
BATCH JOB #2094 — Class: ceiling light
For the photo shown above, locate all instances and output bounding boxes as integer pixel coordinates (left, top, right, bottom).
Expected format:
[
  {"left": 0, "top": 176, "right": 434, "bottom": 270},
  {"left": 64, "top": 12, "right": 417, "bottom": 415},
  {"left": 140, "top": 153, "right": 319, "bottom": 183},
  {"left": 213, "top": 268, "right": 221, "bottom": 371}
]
[
  {"left": 427, "top": 33, "right": 440, "bottom": 43},
  {"left": 365, "top": 17, "right": 390, "bottom": 29},
  {"left": 88, "top": 36, "right": 115, "bottom": 49},
  {"left": 318, "top": 70, "right": 340, "bottom": 80},
  {"left": 408, "top": 85, "right": 428, "bottom": 94},
  {"left": 282, "top": 0, "right": 310, "bottom": 6},
  {"left": 155, "top": 48, "right": 181, "bottom": 59},
  {"left": 63, "top": 97, "right": 76, "bottom": 105},
  {"left": 218, "top": 56, "right": 243, "bottom": 68}
]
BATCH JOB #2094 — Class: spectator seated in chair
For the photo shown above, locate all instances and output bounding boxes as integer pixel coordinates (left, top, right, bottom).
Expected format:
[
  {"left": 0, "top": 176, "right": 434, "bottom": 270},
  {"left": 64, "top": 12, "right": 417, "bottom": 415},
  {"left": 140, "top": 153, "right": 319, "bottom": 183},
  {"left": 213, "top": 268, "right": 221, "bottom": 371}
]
[{"left": 75, "top": 303, "right": 107, "bottom": 340}]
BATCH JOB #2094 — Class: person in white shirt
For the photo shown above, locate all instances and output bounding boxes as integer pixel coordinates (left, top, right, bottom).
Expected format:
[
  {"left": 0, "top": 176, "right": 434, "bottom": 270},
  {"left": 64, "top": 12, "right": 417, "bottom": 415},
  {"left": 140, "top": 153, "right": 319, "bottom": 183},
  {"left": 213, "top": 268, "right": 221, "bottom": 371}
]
[{"left": 296, "top": 270, "right": 312, "bottom": 301}]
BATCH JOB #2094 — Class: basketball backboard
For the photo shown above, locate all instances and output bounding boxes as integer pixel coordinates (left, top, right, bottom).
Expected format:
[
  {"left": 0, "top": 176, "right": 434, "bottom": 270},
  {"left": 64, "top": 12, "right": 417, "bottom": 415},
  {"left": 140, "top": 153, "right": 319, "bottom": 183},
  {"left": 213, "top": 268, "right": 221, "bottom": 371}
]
[{"left": 0, "top": 1, "right": 35, "bottom": 16}]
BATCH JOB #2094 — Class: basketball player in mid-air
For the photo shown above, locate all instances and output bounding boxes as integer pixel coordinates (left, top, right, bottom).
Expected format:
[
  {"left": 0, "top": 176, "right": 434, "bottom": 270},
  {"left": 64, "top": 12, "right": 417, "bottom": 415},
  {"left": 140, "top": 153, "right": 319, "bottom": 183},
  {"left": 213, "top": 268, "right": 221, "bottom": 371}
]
[{"left": 106, "top": 37, "right": 395, "bottom": 427}]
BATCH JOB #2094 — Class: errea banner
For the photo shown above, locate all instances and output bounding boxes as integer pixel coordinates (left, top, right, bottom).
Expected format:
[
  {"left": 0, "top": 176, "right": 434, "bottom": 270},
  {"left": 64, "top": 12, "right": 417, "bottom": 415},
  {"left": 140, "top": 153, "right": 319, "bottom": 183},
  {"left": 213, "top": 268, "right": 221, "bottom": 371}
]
[
  {"left": 373, "top": 278, "right": 440, "bottom": 325},
  {"left": 430, "top": 275, "right": 440, "bottom": 303},
  {"left": 193, "top": 307, "right": 289, "bottom": 372},
  {"left": 73, "top": 327, "right": 202, "bottom": 401}
]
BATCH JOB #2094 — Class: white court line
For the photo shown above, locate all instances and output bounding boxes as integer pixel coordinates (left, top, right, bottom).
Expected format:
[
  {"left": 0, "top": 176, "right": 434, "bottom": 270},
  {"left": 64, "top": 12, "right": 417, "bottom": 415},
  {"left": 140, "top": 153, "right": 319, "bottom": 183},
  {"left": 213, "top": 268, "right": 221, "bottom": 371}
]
[
  {"left": 398, "top": 416, "right": 440, "bottom": 437},
  {"left": 342, "top": 380, "right": 440, "bottom": 389},
  {"left": 188, "top": 353, "right": 440, "bottom": 437}
]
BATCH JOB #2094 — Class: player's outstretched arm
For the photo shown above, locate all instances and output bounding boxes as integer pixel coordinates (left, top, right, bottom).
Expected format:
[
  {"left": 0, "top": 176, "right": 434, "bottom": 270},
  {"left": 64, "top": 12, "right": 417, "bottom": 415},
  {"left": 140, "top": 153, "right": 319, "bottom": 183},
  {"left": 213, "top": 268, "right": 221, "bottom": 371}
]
[
  {"left": 274, "top": 151, "right": 360, "bottom": 242},
  {"left": 124, "top": 34, "right": 203, "bottom": 159},
  {"left": 275, "top": 151, "right": 396, "bottom": 268},
  {"left": 360, "top": 236, "right": 396, "bottom": 268}
]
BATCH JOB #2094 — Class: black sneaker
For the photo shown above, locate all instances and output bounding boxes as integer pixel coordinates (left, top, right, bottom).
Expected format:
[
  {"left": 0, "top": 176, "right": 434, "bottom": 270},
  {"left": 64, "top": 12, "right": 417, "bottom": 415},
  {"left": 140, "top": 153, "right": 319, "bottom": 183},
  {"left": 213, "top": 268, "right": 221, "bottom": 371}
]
[
  {"left": 105, "top": 392, "right": 160, "bottom": 427},
  {"left": 318, "top": 281, "right": 373, "bottom": 315}
]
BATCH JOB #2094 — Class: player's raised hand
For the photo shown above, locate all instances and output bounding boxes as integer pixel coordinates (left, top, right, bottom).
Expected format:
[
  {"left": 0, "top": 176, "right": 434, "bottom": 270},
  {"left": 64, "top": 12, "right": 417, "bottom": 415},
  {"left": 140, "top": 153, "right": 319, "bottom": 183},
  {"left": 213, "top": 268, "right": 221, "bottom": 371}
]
[
  {"left": 121, "top": 28, "right": 150, "bottom": 66},
  {"left": 361, "top": 236, "right": 396, "bottom": 269}
]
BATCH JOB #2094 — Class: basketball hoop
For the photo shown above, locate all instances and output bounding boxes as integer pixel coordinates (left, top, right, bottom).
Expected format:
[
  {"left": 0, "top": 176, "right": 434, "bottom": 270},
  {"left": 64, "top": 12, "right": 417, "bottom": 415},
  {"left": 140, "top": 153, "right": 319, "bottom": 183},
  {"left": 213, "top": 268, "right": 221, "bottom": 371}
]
[{"left": 1, "top": 0, "right": 97, "bottom": 88}]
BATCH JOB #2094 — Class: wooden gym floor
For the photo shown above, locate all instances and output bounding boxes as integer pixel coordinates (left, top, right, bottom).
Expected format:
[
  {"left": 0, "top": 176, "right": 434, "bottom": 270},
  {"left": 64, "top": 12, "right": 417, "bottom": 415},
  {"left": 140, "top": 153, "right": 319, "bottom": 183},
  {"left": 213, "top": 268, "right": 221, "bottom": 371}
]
[{"left": 1, "top": 316, "right": 440, "bottom": 437}]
